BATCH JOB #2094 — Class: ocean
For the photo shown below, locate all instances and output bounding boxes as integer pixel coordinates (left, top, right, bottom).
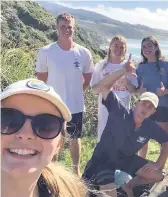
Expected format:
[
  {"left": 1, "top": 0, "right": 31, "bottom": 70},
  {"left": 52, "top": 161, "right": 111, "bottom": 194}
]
[{"left": 101, "top": 39, "right": 168, "bottom": 62}]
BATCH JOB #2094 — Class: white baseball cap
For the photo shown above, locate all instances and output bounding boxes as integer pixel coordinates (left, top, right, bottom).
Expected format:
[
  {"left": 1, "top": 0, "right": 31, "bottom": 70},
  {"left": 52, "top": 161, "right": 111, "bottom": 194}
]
[
  {"left": 1, "top": 79, "right": 71, "bottom": 121},
  {"left": 140, "top": 92, "right": 159, "bottom": 108}
]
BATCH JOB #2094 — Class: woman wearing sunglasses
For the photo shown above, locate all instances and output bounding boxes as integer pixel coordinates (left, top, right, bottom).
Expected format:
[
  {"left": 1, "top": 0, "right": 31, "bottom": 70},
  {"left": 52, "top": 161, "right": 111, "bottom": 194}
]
[{"left": 1, "top": 79, "right": 87, "bottom": 197}]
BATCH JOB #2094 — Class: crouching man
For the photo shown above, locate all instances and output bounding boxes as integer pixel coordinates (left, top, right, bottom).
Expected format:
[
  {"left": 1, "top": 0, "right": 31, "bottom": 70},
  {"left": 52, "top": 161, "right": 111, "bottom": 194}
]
[{"left": 82, "top": 55, "right": 168, "bottom": 197}]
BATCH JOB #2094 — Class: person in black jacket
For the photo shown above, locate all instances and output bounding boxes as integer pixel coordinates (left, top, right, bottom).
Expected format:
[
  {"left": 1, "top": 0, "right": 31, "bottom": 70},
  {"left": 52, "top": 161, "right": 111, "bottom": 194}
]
[{"left": 83, "top": 55, "right": 168, "bottom": 197}]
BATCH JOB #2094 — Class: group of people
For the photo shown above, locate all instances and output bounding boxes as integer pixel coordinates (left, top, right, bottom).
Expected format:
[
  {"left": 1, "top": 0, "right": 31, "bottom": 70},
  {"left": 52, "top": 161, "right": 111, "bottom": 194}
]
[{"left": 1, "top": 12, "right": 168, "bottom": 197}]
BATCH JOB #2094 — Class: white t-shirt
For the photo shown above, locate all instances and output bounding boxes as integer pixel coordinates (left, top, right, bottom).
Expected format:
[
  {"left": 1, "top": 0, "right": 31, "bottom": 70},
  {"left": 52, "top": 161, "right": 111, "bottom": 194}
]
[
  {"left": 90, "top": 59, "right": 138, "bottom": 142},
  {"left": 35, "top": 42, "right": 94, "bottom": 114}
]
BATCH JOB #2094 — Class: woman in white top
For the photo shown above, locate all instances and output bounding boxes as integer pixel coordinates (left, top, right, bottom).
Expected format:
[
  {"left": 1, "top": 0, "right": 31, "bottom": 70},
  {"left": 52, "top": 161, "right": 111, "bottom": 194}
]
[{"left": 91, "top": 35, "right": 137, "bottom": 142}]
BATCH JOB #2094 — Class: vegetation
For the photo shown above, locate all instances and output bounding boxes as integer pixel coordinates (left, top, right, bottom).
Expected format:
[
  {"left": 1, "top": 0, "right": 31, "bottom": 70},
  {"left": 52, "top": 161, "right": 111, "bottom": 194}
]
[
  {"left": 59, "top": 137, "right": 168, "bottom": 173},
  {"left": 1, "top": 1, "right": 106, "bottom": 89},
  {"left": 1, "top": 1, "right": 167, "bottom": 175}
]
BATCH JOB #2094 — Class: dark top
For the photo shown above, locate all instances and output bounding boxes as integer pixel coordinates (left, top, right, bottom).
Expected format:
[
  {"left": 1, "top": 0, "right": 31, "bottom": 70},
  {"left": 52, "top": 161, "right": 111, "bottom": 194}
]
[
  {"left": 38, "top": 176, "right": 53, "bottom": 197},
  {"left": 83, "top": 91, "right": 168, "bottom": 183},
  {"left": 96, "top": 91, "right": 168, "bottom": 161}
]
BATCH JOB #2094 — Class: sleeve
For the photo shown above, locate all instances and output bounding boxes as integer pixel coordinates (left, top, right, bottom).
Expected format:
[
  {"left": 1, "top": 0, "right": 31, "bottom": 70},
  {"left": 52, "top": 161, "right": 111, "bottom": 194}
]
[
  {"left": 35, "top": 48, "right": 48, "bottom": 73},
  {"left": 90, "top": 61, "right": 103, "bottom": 87},
  {"left": 83, "top": 49, "right": 94, "bottom": 74},
  {"left": 136, "top": 66, "right": 141, "bottom": 88},
  {"left": 102, "top": 91, "right": 124, "bottom": 113},
  {"left": 150, "top": 121, "right": 168, "bottom": 144}
]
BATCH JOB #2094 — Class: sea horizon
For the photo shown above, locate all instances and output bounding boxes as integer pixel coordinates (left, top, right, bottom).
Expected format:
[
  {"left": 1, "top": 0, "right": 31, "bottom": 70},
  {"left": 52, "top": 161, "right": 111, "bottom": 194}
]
[{"left": 101, "top": 38, "right": 168, "bottom": 62}]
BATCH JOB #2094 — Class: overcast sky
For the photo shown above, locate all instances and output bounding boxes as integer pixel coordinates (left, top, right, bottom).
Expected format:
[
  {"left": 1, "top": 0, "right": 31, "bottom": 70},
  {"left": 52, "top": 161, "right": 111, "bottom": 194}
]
[{"left": 49, "top": 1, "right": 168, "bottom": 30}]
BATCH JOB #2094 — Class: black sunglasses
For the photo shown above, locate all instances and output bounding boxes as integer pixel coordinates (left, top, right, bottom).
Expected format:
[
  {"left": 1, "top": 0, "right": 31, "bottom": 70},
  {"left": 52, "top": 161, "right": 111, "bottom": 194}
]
[{"left": 1, "top": 108, "right": 64, "bottom": 139}]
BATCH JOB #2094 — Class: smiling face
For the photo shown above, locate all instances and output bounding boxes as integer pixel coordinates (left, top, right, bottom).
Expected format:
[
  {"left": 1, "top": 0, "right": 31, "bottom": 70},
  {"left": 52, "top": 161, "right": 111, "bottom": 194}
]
[
  {"left": 1, "top": 94, "right": 62, "bottom": 177},
  {"left": 134, "top": 100, "right": 156, "bottom": 124},
  {"left": 57, "top": 19, "right": 75, "bottom": 41},
  {"left": 110, "top": 40, "right": 126, "bottom": 58},
  {"left": 141, "top": 40, "right": 158, "bottom": 61}
]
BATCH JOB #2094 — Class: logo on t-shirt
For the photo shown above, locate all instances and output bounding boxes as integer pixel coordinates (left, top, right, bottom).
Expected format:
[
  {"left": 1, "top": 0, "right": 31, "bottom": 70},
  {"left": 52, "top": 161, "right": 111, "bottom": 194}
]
[
  {"left": 74, "top": 59, "right": 80, "bottom": 68},
  {"left": 137, "top": 136, "right": 146, "bottom": 143}
]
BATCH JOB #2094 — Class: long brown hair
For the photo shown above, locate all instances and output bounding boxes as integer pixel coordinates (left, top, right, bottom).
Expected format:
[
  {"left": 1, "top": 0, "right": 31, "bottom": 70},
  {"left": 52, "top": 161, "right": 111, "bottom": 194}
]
[
  {"left": 103, "top": 35, "right": 127, "bottom": 69},
  {"left": 41, "top": 125, "right": 87, "bottom": 197},
  {"left": 41, "top": 163, "right": 87, "bottom": 197},
  {"left": 140, "top": 36, "right": 164, "bottom": 72}
]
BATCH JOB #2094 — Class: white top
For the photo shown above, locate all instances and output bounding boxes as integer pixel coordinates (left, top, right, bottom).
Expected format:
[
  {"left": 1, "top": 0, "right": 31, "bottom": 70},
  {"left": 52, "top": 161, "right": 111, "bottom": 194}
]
[
  {"left": 35, "top": 42, "right": 94, "bottom": 114},
  {"left": 90, "top": 59, "right": 138, "bottom": 141}
]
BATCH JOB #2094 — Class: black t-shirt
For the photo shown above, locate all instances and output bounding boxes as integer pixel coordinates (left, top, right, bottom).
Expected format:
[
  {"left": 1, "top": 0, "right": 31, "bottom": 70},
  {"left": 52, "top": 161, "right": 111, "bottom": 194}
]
[
  {"left": 101, "top": 91, "right": 168, "bottom": 159},
  {"left": 83, "top": 91, "right": 168, "bottom": 182}
]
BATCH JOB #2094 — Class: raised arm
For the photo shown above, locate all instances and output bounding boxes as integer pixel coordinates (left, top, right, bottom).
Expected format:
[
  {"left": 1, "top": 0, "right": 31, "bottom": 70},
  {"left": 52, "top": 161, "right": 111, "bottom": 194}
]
[{"left": 99, "top": 54, "right": 135, "bottom": 99}]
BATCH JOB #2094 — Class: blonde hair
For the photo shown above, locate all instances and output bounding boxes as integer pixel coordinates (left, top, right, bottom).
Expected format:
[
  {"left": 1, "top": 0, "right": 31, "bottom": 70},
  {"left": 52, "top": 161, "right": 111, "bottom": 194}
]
[
  {"left": 41, "top": 163, "right": 87, "bottom": 197},
  {"left": 56, "top": 13, "right": 75, "bottom": 24},
  {"left": 103, "top": 35, "right": 127, "bottom": 69},
  {"left": 40, "top": 125, "right": 87, "bottom": 197}
]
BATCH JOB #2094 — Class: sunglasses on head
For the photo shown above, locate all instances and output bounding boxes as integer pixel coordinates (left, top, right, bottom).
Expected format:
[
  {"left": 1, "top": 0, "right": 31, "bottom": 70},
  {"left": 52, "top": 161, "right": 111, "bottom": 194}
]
[{"left": 1, "top": 108, "right": 64, "bottom": 139}]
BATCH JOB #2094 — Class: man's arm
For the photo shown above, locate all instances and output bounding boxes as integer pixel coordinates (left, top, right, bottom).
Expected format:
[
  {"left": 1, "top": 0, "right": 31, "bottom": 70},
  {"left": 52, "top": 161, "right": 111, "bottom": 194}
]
[
  {"left": 83, "top": 73, "right": 92, "bottom": 92},
  {"left": 99, "top": 54, "right": 135, "bottom": 100},
  {"left": 150, "top": 121, "right": 168, "bottom": 169},
  {"left": 156, "top": 142, "right": 168, "bottom": 169},
  {"left": 82, "top": 48, "right": 94, "bottom": 92},
  {"left": 123, "top": 77, "right": 137, "bottom": 94},
  {"left": 36, "top": 72, "right": 48, "bottom": 83}
]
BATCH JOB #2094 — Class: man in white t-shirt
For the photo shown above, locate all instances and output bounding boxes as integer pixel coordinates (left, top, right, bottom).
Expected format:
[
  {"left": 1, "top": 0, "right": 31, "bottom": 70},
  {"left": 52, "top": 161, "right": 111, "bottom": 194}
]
[{"left": 35, "top": 13, "right": 94, "bottom": 176}]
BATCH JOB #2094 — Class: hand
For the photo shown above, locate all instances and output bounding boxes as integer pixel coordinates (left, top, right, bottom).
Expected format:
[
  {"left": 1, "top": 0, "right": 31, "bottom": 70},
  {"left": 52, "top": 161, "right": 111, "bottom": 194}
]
[
  {"left": 157, "top": 82, "right": 166, "bottom": 96},
  {"left": 124, "top": 54, "right": 136, "bottom": 76},
  {"left": 139, "top": 83, "right": 147, "bottom": 95}
]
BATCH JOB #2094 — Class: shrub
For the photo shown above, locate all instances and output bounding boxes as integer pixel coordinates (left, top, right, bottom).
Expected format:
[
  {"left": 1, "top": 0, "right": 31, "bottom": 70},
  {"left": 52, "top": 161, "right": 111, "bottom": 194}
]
[{"left": 1, "top": 48, "right": 35, "bottom": 90}]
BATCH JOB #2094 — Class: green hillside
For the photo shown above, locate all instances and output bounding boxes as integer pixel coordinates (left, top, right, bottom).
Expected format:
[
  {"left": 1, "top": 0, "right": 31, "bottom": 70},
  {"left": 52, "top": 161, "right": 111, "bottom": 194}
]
[
  {"left": 1, "top": 1, "right": 106, "bottom": 56},
  {"left": 1, "top": 1, "right": 106, "bottom": 89}
]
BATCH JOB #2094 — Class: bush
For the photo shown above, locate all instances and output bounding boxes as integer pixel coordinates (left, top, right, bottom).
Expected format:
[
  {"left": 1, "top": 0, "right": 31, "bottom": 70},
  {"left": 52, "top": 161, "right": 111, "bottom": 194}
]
[{"left": 1, "top": 48, "right": 35, "bottom": 90}]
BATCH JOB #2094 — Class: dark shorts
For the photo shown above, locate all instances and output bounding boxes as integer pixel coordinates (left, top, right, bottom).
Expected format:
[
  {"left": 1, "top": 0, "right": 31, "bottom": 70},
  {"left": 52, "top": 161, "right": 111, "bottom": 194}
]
[
  {"left": 150, "top": 106, "right": 168, "bottom": 122},
  {"left": 66, "top": 112, "right": 83, "bottom": 139},
  {"left": 117, "top": 154, "right": 148, "bottom": 177},
  {"left": 83, "top": 154, "right": 148, "bottom": 187}
]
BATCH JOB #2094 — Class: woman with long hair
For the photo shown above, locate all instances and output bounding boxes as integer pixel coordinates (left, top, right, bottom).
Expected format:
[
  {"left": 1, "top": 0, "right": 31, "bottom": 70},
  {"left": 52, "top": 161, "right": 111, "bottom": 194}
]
[
  {"left": 1, "top": 79, "right": 87, "bottom": 197},
  {"left": 135, "top": 36, "right": 168, "bottom": 160},
  {"left": 91, "top": 35, "right": 137, "bottom": 142}
]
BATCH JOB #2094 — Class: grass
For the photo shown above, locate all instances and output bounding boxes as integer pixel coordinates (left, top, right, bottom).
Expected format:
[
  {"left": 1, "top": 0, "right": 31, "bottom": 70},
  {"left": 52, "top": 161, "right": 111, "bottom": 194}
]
[{"left": 59, "top": 137, "right": 168, "bottom": 173}]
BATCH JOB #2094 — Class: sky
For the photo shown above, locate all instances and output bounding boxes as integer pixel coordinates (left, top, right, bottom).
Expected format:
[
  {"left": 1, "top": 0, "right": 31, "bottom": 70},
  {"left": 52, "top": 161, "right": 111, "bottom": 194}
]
[{"left": 47, "top": 1, "right": 168, "bottom": 30}]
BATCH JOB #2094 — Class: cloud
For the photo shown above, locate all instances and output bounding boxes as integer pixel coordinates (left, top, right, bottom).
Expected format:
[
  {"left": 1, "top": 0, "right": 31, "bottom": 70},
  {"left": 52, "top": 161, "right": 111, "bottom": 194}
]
[{"left": 56, "top": 2, "right": 168, "bottom": 30}]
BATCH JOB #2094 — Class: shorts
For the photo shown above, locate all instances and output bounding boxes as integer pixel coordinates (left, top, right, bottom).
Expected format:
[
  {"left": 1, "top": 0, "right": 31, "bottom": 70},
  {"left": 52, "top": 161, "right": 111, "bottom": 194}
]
[
  {"left": 83, "top": 154, "right": 148, "bottom": 187},
  {"left": 150, "top": 107, "right": 168, "bottom": 122},
  {"left": 82, "top": 157, "right": 116, "bottom": 186},
  {"left": 66, "top": 112, "right": 83, "bottom": 138},
  {"left": 117, "top": 153, "right": 148, "bottom": 177}
]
